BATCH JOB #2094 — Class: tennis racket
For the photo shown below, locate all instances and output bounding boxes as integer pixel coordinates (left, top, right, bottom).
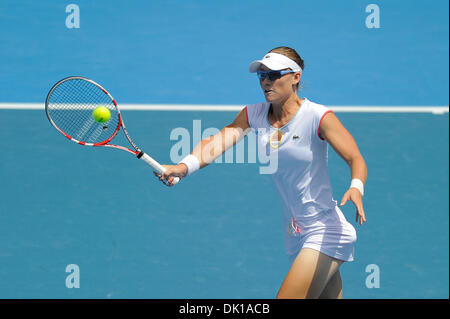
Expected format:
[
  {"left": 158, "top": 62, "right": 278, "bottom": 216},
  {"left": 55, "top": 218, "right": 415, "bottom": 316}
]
[{"left": 45, "top": 76, "right": 179, "bottom": 185}]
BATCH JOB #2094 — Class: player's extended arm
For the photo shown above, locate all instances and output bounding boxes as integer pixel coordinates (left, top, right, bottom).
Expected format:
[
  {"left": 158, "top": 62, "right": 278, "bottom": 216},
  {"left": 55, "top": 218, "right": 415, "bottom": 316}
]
[
  {"left": 192, "top": 107, "right": 250, "bottom": 169},
  {"left": 157, "top": 107, "right": 250, "bottom": 185}
]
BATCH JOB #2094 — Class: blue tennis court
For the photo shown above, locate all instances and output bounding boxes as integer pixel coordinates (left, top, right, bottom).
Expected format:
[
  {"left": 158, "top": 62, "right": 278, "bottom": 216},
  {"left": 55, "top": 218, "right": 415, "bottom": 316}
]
[{"left": 0, "top": 0, "right": 448, "bottom": 299}]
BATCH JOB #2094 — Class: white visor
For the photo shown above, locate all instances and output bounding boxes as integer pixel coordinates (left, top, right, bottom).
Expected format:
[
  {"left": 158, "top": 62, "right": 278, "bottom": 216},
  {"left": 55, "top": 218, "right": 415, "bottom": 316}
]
[{"left": 249, "top": 52, "right": 302, "bottom": 73}]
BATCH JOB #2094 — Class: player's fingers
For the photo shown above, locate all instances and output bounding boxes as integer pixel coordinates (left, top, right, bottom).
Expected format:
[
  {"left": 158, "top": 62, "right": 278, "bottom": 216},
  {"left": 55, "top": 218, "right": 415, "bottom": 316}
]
[
  {"left": 354, "top": 202, "right": 361, "bottom": 223},
  {"left": 158, "top": 165, "right": 185, "bottom": 186},
  {"left": 154, "top": 171, "right": 169, "bottom": 186},
  {"left": 352, "top": 198, "right": 366, "bottom": 224},
  {"left": 164, "top": 171, "right": 181, "bottom": 186},
  {"left": 359, "top": 206, "right": 366, "bottom": 223},
  {"left": 356, "top": 209, "right": 364, "bottom": 224},
  {"left": 167, "top": 175, "right": 176, "bottom": 185},
  {"left": 161, "top": 165, "right": 174, "bottom": 176},
  {"left": 153, "top": 171, "right": 162, "bottom": 179},
  {"left": 162, "top": 169, "right": 177, "bottom": 180},
  {"left": 340, "top": 192, "right": 349, "bottom": 206}
]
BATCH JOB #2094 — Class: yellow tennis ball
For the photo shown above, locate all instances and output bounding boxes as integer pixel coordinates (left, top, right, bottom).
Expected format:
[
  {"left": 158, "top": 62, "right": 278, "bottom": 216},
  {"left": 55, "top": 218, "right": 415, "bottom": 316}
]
[{"left": 92, "top": 106, "right": 111, "bottom": 123}]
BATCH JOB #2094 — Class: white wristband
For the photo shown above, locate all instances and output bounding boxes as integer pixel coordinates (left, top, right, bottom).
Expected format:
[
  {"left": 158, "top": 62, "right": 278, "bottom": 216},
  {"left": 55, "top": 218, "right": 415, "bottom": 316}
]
[
  {"left": 350, "top": 178, "right": 364, "bottom": 196},
  {"left": 179, "top": 154, "right": 200, "bottom": 176}
]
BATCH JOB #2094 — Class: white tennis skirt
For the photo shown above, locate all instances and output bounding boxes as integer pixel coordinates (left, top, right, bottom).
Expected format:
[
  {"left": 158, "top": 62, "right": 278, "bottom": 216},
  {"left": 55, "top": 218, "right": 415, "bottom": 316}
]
[{"left": 286, "top": 207, "right": 357, "bottom": 266}]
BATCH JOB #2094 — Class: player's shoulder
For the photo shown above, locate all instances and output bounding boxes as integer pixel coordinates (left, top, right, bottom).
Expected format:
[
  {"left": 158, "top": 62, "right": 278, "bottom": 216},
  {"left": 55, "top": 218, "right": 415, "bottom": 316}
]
[
  {"left": 302, "top": 98, "right": 330, "bottom": 117},
  {"left": 246, "top": 101, "right": 270, "bottom": 110},
  {"left": 245, "top": 101, "right": 270, "bottom": 118},
  {"left": 245, "top": 102, "right": 270, "bottom": 128}
]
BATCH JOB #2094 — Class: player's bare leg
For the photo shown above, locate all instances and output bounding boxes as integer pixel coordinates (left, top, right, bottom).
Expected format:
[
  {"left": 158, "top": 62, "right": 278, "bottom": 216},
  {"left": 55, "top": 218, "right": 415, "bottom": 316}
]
[{"left": 276, "top": 248, "right": 343, "bottom": 299}]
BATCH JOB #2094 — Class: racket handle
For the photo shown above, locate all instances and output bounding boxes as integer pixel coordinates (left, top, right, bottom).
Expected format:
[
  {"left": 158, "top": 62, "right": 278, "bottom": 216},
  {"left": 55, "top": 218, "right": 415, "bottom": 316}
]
[{"left": 137, "top": 152, "right": 180, "bottom": 185}]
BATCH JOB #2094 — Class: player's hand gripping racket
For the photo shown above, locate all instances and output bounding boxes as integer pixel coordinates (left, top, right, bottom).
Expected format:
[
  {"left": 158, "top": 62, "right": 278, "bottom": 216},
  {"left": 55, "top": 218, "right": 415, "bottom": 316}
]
[{"left": 45, "top": 76, "right": 179, "bottom": 186}]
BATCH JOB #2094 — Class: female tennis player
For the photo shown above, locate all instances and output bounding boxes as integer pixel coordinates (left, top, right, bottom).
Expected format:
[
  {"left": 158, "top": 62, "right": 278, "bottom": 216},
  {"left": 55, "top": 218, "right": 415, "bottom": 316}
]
[{"left": 155, "top": 46, "right": 367, "bottom": 299}]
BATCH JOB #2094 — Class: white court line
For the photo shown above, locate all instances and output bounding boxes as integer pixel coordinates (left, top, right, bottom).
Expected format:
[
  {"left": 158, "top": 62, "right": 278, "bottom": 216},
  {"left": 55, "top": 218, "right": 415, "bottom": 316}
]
[{"left": 0, "top": 103, "right": 448, "bottom": 114}]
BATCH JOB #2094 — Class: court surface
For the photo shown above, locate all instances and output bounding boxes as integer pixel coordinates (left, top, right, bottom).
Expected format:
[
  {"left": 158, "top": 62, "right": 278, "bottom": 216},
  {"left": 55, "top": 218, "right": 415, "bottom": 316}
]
[{"left": 0, "top": 0, "right": 448, "bottom": 298}]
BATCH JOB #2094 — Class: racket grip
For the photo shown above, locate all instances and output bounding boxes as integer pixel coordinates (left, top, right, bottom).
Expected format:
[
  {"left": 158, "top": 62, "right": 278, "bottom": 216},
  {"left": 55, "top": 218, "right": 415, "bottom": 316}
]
[{"left": 137, "top": 152, "right": 180, "bottom": 185}]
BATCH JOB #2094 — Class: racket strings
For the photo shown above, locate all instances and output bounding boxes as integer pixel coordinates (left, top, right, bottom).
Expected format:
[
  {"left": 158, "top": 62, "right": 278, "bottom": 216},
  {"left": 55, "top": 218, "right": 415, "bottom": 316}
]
[{"left": 47, "top": 79, "right": 120, "bottom": 144}]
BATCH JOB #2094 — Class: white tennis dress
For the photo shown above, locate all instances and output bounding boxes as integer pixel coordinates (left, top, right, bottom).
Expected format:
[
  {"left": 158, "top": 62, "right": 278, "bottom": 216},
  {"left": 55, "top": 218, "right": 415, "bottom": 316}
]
[{"left": 245, "top": 98, "right": 357, "bottom": 266}]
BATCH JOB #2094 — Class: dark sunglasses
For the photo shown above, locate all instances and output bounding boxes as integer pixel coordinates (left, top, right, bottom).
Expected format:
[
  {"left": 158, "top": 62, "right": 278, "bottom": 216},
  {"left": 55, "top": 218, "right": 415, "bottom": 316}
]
[{"left": 256, "top": 70, "right": 296, "bottom": 81}]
